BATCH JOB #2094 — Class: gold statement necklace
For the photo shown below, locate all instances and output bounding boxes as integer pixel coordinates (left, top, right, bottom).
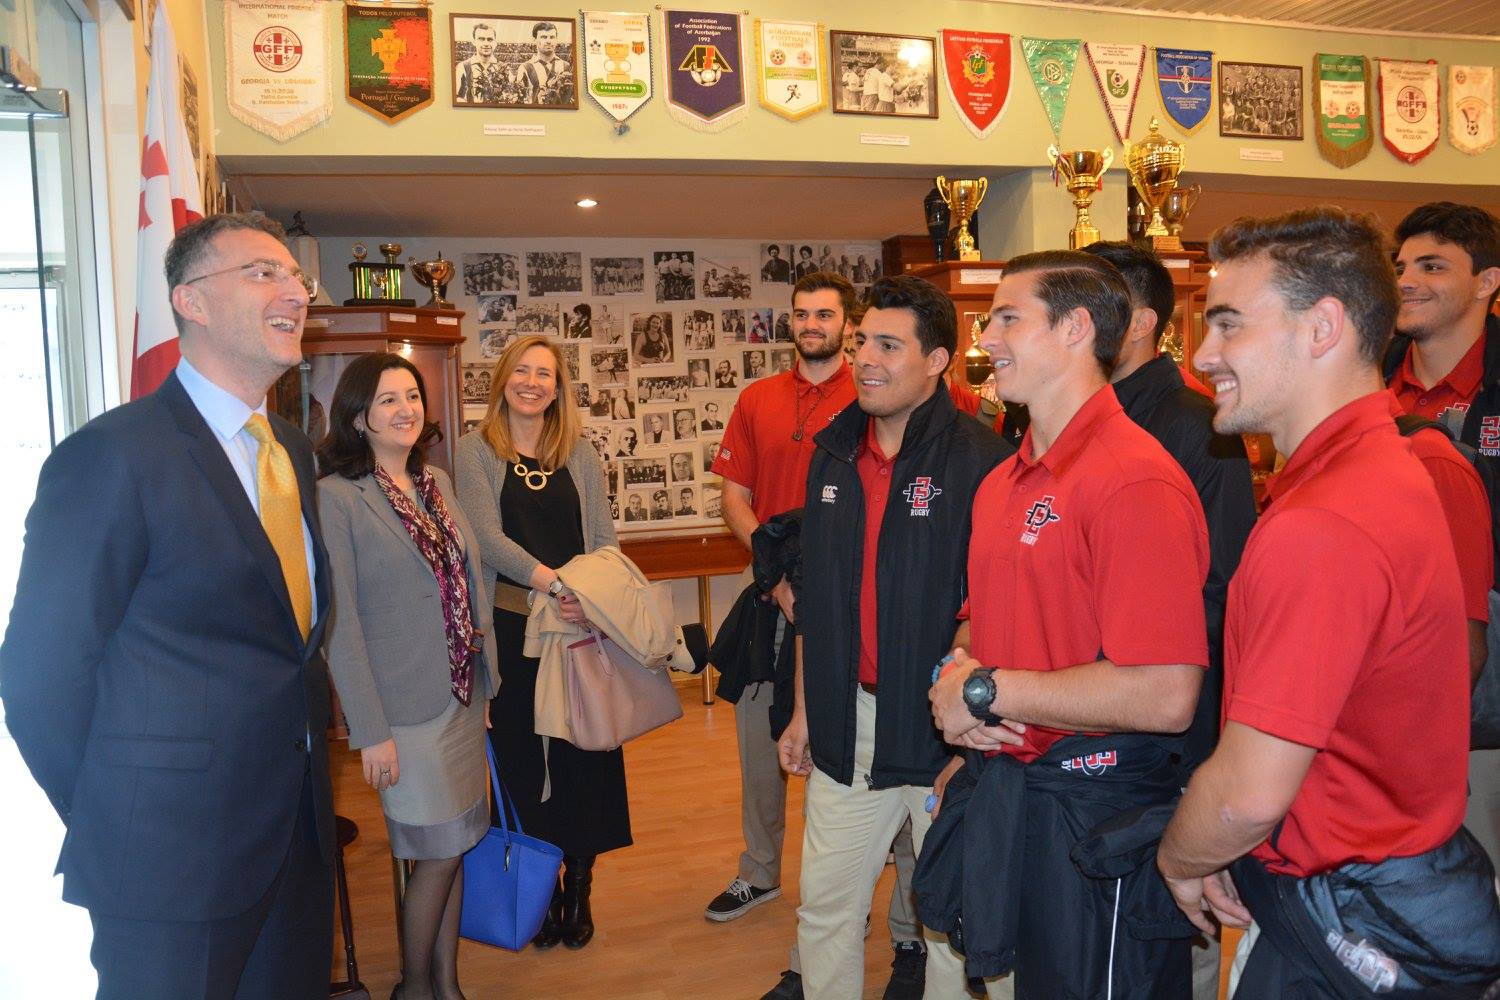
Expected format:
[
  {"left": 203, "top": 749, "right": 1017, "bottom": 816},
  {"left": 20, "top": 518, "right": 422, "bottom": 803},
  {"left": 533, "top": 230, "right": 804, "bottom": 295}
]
[{"left": 514, "top": 460, "right": 552, "bottom": 491}]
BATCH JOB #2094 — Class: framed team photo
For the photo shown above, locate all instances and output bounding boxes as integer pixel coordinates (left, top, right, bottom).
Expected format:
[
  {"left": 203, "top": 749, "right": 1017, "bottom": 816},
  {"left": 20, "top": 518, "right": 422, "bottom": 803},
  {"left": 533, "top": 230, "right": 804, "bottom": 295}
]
[
  {"left": 829, "top": 30, "right": 938, "bottom": 118},
  {"left": 1218, "top": 61, "right": 1304, "bottom": 140},
  {"left": 450, "top": 14, "right": 579, "bottom": 110}
]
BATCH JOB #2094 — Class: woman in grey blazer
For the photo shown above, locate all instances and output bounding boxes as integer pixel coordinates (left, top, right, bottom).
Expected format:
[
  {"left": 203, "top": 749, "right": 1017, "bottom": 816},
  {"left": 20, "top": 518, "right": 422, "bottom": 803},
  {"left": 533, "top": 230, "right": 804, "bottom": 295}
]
[
  {"left": 456, "top": 334, "right": 624, "bottom": 952},
  {"left": 317, "top": 353, "right": 499, "bottom": 1000}
]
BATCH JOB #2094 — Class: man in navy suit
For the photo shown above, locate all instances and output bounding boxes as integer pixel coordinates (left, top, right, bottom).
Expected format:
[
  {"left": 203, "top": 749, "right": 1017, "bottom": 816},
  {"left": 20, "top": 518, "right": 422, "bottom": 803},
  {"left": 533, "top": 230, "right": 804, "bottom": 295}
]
[{"left": 1, "top": 213, "right": 335, "bottom": 999}]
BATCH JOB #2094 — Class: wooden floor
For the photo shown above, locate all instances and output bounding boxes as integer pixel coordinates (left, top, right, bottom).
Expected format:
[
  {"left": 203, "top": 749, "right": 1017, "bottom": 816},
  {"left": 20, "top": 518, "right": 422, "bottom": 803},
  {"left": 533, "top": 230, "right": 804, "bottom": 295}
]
[{"left": 330, "top": 679, "right": 906, "bottom": 999}]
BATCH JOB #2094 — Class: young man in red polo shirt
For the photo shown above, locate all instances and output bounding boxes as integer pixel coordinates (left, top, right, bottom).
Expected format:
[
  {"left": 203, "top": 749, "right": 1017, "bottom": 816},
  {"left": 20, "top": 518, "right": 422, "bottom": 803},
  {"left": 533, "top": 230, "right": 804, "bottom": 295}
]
[
  {"left": 1383, "top": 202, "right": 1500, "bottom": 868},
  {"left": 1159, "top": 207, "right": 1500, "bottom": 996},
  {"left": 927, "top": 250, "right": 1210, "bottom": 999},
  {"left": 783, "top": 275, "right": 1011, "bottom": 999}
]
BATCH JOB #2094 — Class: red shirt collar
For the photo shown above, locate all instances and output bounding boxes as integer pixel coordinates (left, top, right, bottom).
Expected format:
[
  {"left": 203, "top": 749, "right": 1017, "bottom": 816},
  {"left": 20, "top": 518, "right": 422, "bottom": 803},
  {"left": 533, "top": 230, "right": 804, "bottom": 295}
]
[
  {"left": 1267, "top": 390, "right": 1396, "bottom": 505},
  {"left": 1016, "top": 383, "right": 1121, "bottom": 476},
  {"left": 859, "top": 414, "right": 894, "bottom": 465},
  {"left": 793, "top": 358, "right": 852, "bottom": 396},
  {"left": 1392, "top": 328, "right": 1487, "bottom": 401}
]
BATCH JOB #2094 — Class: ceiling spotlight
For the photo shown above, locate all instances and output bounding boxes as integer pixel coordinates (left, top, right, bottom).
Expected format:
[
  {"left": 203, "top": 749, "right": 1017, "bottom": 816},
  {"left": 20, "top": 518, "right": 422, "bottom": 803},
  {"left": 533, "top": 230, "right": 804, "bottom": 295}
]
[{"left": 576, "top": 197, "right": 598, "bottom": 208}]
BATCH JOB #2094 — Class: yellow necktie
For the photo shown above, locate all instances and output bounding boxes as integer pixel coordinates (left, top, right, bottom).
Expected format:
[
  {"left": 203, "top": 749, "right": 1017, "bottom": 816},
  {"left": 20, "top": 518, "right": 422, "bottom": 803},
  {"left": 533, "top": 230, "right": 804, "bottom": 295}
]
[{"left": 245, "top": 413, "right": 312, "bottom": 640}]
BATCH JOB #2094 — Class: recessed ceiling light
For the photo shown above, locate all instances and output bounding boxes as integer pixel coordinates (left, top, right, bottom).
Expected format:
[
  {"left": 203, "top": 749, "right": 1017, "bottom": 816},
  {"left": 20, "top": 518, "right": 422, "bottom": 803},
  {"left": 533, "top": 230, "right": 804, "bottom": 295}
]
[{"left": 576, "top": 197, "right": 598, "bottom": 208}]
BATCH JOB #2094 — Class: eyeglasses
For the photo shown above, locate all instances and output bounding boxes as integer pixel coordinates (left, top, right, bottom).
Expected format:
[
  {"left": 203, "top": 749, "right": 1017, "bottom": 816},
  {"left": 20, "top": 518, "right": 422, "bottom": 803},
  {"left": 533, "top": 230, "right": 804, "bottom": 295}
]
[{"left": 183, "top": 259, "right": 318, "bottom": 298}]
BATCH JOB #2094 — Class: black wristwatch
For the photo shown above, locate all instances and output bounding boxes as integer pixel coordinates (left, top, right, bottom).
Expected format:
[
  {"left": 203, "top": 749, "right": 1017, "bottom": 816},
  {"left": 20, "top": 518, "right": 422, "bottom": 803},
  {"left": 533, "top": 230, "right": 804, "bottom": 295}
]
[{"left": 961, "top": 667, "right": 1002, "bottom": 726}]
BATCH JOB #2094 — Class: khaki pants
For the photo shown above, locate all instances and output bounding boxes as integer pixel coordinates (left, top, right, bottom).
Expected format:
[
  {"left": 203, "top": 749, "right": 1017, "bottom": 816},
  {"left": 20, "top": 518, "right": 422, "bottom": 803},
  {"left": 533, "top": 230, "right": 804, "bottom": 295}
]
[{"left": 797, "top": 688, "right": 1013, "bottom": 999}]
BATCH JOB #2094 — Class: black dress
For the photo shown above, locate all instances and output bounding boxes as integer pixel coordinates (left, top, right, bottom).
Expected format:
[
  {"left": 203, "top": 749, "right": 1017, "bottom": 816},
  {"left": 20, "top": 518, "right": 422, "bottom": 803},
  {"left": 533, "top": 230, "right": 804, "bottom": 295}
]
[{"left": 487, "top": 454, "right": 632, "bottom": 857}]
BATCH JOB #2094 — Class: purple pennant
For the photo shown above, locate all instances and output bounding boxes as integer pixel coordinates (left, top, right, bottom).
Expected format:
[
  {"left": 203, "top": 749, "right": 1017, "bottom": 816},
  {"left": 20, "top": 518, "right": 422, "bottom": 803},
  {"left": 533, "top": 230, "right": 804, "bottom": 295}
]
[{"left": 664, "top": 10, "right": 745, "bottom": 125}]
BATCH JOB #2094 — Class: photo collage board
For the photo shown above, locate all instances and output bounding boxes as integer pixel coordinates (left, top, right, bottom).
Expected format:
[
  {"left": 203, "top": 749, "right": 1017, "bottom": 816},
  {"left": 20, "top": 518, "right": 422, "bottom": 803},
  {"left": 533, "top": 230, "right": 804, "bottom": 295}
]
[{"left": 451, "top": 238, "right": 883, "bottom": 532}]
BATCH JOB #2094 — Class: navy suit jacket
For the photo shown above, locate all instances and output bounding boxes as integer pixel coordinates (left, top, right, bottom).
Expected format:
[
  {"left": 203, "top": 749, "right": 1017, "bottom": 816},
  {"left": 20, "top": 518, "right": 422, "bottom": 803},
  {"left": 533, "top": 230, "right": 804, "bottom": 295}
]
[{"left": 0, "top": 372, "right": 335, "bottom": 921}]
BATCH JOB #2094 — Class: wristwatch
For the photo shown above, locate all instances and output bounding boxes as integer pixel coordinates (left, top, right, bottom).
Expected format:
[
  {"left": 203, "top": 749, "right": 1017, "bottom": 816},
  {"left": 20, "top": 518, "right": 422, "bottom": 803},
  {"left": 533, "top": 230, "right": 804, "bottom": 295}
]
[
  {"left": 961, "top": 667, "right": 1002, "bottom": 726},
  {"left": 547, "top": 579, "right": 566, "bottom": 598}
]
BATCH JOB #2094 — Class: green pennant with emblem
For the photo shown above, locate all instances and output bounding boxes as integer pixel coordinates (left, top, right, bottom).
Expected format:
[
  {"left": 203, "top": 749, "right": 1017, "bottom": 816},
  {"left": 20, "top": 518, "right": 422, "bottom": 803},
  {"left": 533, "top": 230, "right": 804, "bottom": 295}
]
[
  {"left": 1314, "top": 53, "right": 1372, "bottom": 168},
  {"left": 1021, "top": 37, "right": 1080, "bottom": 142}
]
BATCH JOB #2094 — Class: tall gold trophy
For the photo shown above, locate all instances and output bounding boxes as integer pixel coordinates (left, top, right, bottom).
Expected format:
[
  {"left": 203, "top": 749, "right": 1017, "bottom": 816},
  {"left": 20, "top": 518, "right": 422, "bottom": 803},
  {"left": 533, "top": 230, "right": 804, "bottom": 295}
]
[
  {"left": 1124, "top": 118, "right": 1186, "bottom": 251},
  {"left": 935, "top": 176, "right": 988, "bottom": 261},
  {"left": 1047, "top": 146, "right": 1114, "bottom": 249}
]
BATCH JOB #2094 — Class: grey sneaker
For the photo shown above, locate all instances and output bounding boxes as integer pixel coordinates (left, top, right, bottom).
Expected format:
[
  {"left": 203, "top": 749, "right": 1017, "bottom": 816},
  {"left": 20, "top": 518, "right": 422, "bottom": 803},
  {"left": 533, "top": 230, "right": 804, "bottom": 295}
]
[
  {"left": 759, "top": 970, "right": 803, "bottom": 1000},
  {"left": 704, "top": 877, "right": 781, "bottom": 921}
]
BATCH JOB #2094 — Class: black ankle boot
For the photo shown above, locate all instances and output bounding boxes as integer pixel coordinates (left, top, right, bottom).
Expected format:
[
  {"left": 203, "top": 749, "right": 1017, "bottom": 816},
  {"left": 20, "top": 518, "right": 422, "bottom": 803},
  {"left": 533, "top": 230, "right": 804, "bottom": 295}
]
[
  {"left": 532, "top": 878, "right": 565, "bottom": 949},
  {"left": 560, "top": 854, "right": 595, "bottom": 949}
]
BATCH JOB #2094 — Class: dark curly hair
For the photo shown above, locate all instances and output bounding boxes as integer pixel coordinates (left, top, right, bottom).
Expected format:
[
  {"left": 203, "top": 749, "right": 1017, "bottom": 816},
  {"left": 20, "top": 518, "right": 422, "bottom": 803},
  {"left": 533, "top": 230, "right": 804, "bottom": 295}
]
[
  {"left": 861, "top": 275, "right": 957, "bottom": 360},
  {"left": 315, "top": 352, "right": 443, "bottom": 480},
  {"left": 1210, "top": 206, "right": 1397, "bottom": 364}
]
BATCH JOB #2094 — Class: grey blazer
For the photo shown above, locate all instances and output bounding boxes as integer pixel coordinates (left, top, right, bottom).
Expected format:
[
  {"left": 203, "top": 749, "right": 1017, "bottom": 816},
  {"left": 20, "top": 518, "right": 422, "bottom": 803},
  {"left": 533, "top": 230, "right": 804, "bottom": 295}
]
[
  {"left": 318, "top": 466, "right": 501, "bottom": 749},
  {"left": 455, "top": 432, "right": 617, "bottom": 598}
]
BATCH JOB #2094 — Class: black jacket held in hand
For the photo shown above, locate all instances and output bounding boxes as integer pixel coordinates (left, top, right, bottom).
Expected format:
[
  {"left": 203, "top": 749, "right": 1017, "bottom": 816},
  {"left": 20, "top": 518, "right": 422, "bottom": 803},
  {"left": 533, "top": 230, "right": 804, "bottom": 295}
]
[
  {"left": 1112, "top": 354, "right": 1257, "bottom": 775},
  {"left": 798, "top": 387, "right": 1013, "bottom": 789}
]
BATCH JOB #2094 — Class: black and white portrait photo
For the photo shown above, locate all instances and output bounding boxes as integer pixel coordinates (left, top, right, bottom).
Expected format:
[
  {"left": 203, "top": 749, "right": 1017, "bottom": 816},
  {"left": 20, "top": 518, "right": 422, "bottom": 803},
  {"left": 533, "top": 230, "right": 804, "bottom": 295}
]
[
  {"left": 526, "top": 251, "right": 583, "bottom": 296},
  {"left": 462, "top": 252, "right": 519, "bottom": 294},
  {"left": 771, "top": 348, "right": 795, "bottom": 374},
  {"left": 591, "top": 256, "right": 645, "bottom": 296},
  {"left": 630, "top": 311, "right": 675, "bottom": 366},
  {"left": 742, "top": 348, "right": 769, "bottom": 381},
  {"left": 712, "top": 357, "right": 738, "bottom": 388},
  {"left": 515, "top": 302, "right": 561, "bottom": 336},
  {"left": 669, "top": 451, "right": 696, "bottom": 484},
  {"left": 829, "top": 30, "right": 937, "bottom": 118},
  {"left": 564, "top": 302, "right": 592, "bottom": 339},
  {"left": 590, "top": 385, "right": 635, "bottom": 420},
  {"left": 700, "top": 257, "right": 752, "bottom": 299},
  {"left": 672, "top": 407, "right": 698, "bottom": 441},
  {"left": 591, "top": 346, "right": 629, "bottom": 385},
  {"left": 719, "top": 309, "right": 747, "bottom": 343},
  {"left": 450, "top": 14, "right": 578, "bottom": 110},
  {"left": 759, "top": 243, "right": 793, "bottom": 284},
  {"left": 687, "top": 358, "right": 712, "bottom": 389},
  {"left": 683, "top": 310, "right": 717, "bottom": 352},
  {"left": 592, "top": 302, "right": 624, "bottom": 344},
  {"left": 461, "top": 363, "right": 492, "bottom": 406},
  {"left": 1218, "top": 62, "right": 1303, "bottom": 140},
  {"left": 702, "top": 439, "right": 723, "bottom": 473},
  {"left": 653, "top": 251, "right": 696, "bottom": 302},
  {"left": 477, "top": 292, "right": 517, "bottom": 326}
]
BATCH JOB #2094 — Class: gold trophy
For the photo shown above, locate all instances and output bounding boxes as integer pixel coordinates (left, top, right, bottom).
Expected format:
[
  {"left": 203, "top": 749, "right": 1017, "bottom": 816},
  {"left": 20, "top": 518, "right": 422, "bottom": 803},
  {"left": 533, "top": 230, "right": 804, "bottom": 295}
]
[
  {"left": 1047, "top": 146, "right": 1114, "bottom": 249},
  {"left": 1124, "top": 117, "right": 1186, "bottom": 251},
  {"left": 408, "top": 252, "right": 457, "bottom": 310},
  {"left": 1162, "top": 184, "right": 1202, "bottom": 243},
  {"left": 935, "top": 175, "right": 988, "bottom": 262}
]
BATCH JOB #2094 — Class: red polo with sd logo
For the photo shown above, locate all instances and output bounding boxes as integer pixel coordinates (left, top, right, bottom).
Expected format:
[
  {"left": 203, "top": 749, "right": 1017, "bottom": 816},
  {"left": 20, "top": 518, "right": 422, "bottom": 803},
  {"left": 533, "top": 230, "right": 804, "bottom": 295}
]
[
  {"left": 966, "top": 385, "right": 1210, "bottom": 762},
  {"left": 712, "top": 361, "right": 856, "bottom": 523},
  {"left": 1225, "top": 392, "right": 1469, "bottom": 877}
]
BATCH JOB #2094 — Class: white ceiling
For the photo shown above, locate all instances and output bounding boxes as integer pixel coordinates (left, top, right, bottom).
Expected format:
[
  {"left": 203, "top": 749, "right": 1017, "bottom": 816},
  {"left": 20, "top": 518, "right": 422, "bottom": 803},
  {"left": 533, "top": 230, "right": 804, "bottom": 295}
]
[{"left": 1031, "top": 0, "right": 1500, "bottom": 38}]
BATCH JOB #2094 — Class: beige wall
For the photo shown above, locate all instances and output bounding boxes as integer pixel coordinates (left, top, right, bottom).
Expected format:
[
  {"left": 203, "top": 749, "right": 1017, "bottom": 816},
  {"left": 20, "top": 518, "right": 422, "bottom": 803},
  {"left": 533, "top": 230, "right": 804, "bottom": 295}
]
[{"left": 211, "top": 0, "right": 1498, "bottom": 187}]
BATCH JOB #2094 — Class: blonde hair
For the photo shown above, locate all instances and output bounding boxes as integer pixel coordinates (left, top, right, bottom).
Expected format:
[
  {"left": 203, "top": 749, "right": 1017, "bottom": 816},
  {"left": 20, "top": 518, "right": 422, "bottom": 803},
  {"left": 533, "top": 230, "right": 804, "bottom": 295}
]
[{"left": 477, "top": 335, "right": 580, "bottom": 471}]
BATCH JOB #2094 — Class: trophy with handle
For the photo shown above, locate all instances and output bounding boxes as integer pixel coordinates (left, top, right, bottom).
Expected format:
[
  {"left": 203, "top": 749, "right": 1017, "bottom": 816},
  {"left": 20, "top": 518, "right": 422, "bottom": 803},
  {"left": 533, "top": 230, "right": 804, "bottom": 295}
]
[
  {"left": 935, "top": 176, "right": 989, "bottom": 262},
  {"left": 1124, "top": 117, "right": 1186, "bottom": 251},
  {"left": 408, "top": 252, "right": 457, "bottom": 310},
  {"left": 1162, "top": 184, "right": 1202, "bottom": 242},
  {"left": 1047, "top": 145, "right": 1114, "bottom": 249}
]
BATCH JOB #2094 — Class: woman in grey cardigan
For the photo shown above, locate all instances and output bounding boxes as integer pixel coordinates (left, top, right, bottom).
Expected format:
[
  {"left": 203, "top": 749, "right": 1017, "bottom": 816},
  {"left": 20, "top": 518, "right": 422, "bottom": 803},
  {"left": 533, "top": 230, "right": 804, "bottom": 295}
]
[
  {"left": 318, "top": 353, "right": 499, "bottom": 1000},
  {"left": 456, "top": 334, "right": 624, "bottom": 951}
]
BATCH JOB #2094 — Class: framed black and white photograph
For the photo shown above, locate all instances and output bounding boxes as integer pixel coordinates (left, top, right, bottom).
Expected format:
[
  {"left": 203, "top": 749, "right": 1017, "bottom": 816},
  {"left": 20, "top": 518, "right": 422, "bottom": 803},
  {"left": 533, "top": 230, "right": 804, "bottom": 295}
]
[
  {"left": 773, "top": 310, "right": 793, "bottom": 343},
  {"left": 477, "top": 292, "right": 517, "bottom": 326},
  {"left": 590, "top": 256, "right": 645, "bottom": 296},
  {"left": 672, "top": 485, "right": 698, "bottom": 517},
  {"left": 593, "top": 303, "right": 624, "bottom": 344},
  {"left": 647, "top": 488, "right": 673, "bottom": 521},
  {"left": 622, "top": 489, "right": 652, "bottom": 522},
  {"left": 742, "top": 348, "right": 769, "bottom": 381},
  {"left": 461, "top": 363, "right": 493, "bottom": 406},
  {"left": 583, "top": 426, "right": 612, "bottom": 462},
  {"left": 686, "top": 358, "right": 712, "bottom": 389},
  {"left": 841, "top": 243, "right": 882, "bottom": 285},
  {"left": 462, "top": 414, "right": 484, "bottom": 435},
  {"left": 702, "top": 440, "right": 723, "bottom": 473},
  {"left": 703, "top": 481, "right": 723, "bottom": 518},
  {"left": 515, "top": 302, "right": 561, "bottom": 336},
  {"left": 462, "top": 252, "right": 520, "bottom": 294},
  {"left": 672, "top": 407, "right": 698, "bottom": 441},
  {"left": 719, "top": 309, "right": 747, "bottom": 343},
  {"left": 653, "top": 251, "right": 696, "bottom": 302},
  {"left": 612, "top": 424, "right": 641, "bottom": 457},
  {"left": 711, "top": 357, "right": 739, "bottom": 388},
  {"left": 590, "top": 385, "right": 635, "bottom": 420},
  {"left": 700, "top": 257, "right": 752, "bottom": 299},
  {"left": 571, "top": 380, "right": 590, "bottom": 409},
  {"left": 630, "top": 311, "right": 675, "bottom": 366},
  {"left": 669, "top": 450, "right": 696, "bottom": 484},
  {"left": 640, "top": 410, "right": 672, "bottom": 447},
  {"left": 771, "top": 348, "right": 795, "bottom": 374},
  {"left": 1218, "top": 61, "right": 1304, "bottom": 140},
  {"left": 563, "top": 302, "right": 592, "bottom": 339},
  {"left": 555, "top": 341, "right": 581, "bottom": 382},
  {"left": 526, "top": 251, "right": 583, "bottom": 295},
  {"left": 759, "top": 243, "right": 793, "bottom": 284},
  {"left": 697, "top": 397, "right": 727, "bottom": 432},
  {"left": 590, "top": 346, "right": 629, "bottom": 386},
  {"left": 683, "top": 309, "right": 717, "bottom": 352},
  {"left": 450, "top": 14, "right": 578, "bottom": 110},
  {"left": 829, "top": 30, "right": 938, "bottom": 118},
  {"left": 637, "top": 375, "right": 690, "bottom": 404},
  {"left": 623, "top": 456, "right": 667, "bottom": 487},
  {"left": 480, "top": 327, "right": 520, "bottom": 358}
]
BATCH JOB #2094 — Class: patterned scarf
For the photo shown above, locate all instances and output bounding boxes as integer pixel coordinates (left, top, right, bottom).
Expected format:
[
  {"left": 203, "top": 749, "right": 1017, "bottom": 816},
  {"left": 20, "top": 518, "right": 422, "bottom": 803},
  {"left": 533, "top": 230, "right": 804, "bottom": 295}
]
[{"left": 374, "top": 466, "right": 480, "bottom": 705}]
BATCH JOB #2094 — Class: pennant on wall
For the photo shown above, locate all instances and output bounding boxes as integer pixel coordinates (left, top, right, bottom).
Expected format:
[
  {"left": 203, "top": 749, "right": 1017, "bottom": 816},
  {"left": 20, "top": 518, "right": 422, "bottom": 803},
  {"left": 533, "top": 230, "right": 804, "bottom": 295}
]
[
  {"left": 225, "top": 0, "right": 332, "bottom": 142},
  {"left": 1021, "top": 37, "right": 1079, "bottom": 142},
  {"left": 939, "top": 29, "right": 1012, "bottom": 139},
  {"left": 582, "top": 10, "right": 653, "bottom": 133},
  {"left": 1154, "top": 48, "right": 1212, "bottom": 135},
  {"left": 1449, "top": 65, "right": 1497, "bottom": 156},
  {"left": 1313, "top": 54, "right": 1372, "bottom": 169},
  {"left": 1085, "top": 42, "right": 1144, "bottom": 143},
  {"left": 344, "top": 2, "right": 433, "bottom": 123},
  {"left": 1378, "top": 58, "right": 1440, "bottom": 164},
  {"left": 662, "top": 10, "right": 745, "bottom": 132},
  {"left": 753, "top": 18, "right": 824, "bottom": 121}
]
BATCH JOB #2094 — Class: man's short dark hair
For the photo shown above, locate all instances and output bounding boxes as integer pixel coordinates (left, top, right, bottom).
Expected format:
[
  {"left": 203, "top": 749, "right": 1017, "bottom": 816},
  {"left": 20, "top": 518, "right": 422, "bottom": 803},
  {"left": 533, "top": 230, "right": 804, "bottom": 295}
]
[
  {"left": 1081, "top": 241, "right": 1176, "bottom": 344},
  {"left": 532, "top": 20, "right": 557, "bottom": 37},
  {"left": 861, "top": 275, "right": 957, "bottom": 359},
  {"left": 163, "top": 212, "right": 288, "bottom": 334},
  {"left": 792, "top": 270, "right": 858, "bottom": 319},
  {"left": 1395, "top": 201, "right": 1500, "bottom": 273},
  {"left": 1002, "top": 250, "right": 1132, "bottom": 375},
  {"left": 1210, "top": 206, "right": 1398, "bottom": 365},
  {"left": 766, "top": 244, "right": 781, "bottom": 256}
]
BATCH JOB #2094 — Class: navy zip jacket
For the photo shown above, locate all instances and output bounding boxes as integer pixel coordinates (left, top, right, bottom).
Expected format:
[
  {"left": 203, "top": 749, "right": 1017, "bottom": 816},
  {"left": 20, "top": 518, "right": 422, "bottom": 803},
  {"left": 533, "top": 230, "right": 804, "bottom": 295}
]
[{"left": 797, "top": 386, "right": 1011, "bottom": 789}]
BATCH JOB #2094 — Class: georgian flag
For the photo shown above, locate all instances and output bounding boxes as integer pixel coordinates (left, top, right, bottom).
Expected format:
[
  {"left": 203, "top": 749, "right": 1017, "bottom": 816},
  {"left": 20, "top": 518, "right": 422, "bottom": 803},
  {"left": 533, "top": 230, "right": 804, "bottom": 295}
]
[{"left": 131, "top": 0, "right": 203, "bottom": 399}]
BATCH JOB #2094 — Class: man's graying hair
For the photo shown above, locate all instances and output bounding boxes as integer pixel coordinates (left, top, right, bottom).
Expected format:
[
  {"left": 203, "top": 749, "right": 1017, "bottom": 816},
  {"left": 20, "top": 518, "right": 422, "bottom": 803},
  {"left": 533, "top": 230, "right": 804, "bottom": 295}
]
[{"left": 164, "top": 213, "right": 288, "bottom": 332}]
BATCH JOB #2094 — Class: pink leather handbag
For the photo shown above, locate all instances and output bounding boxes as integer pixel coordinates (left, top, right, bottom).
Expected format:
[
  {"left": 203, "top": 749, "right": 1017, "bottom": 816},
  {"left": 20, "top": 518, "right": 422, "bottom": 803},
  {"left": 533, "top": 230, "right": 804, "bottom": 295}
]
[{"left": 563, "top": 630, "right": 683, "bottom": 751}]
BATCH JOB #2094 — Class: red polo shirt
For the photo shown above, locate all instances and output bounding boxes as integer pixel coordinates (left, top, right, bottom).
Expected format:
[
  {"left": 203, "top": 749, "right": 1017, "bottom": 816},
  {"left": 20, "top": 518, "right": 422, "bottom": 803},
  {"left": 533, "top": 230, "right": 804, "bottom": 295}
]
[
  {"left": 856, "top": 421, "right": 896, "bottom": 685},
  {"left": 967, "top": 385, "right": 1210, "bottom": 763},
  {"left": 1385, "top": 394, "right": 1493, "bottom": 622},
  {"left": 1388, "top": 328, "right": 1487, "bottom": 419},
  {"left": 713, "top": 361, "right": 856, "bottom": 522},
  {"left": 1225, "top": 392, "right": 1469, "bottom": 878}
]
